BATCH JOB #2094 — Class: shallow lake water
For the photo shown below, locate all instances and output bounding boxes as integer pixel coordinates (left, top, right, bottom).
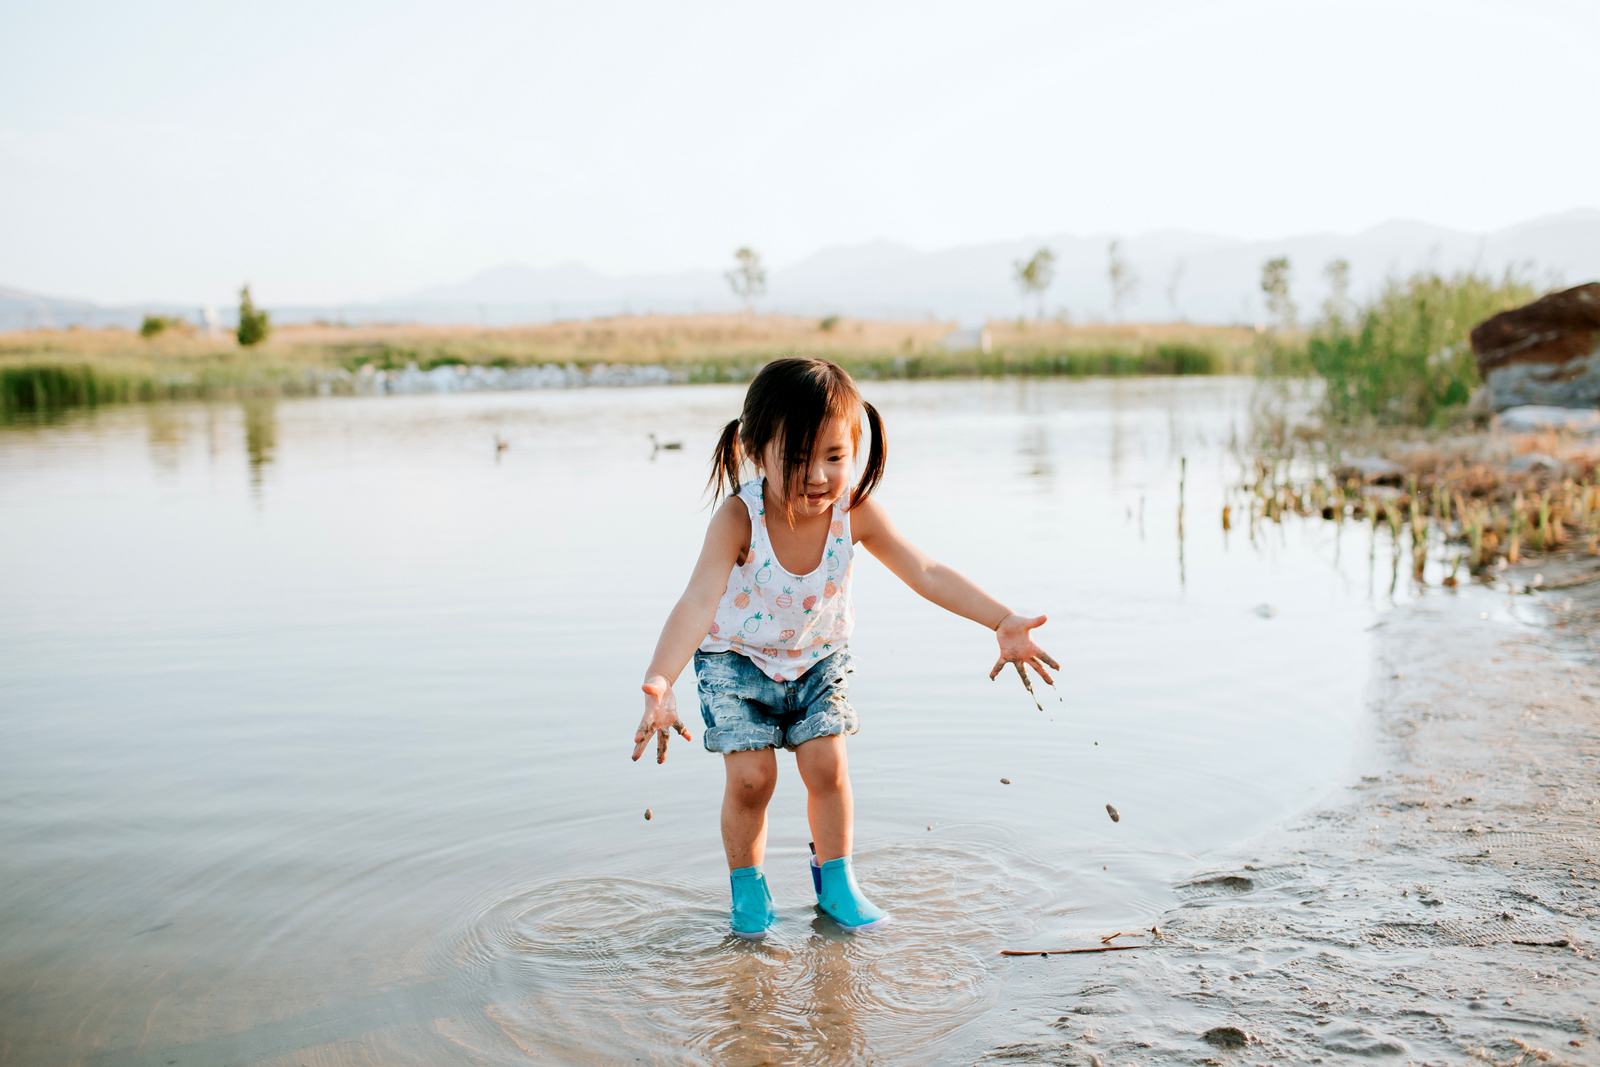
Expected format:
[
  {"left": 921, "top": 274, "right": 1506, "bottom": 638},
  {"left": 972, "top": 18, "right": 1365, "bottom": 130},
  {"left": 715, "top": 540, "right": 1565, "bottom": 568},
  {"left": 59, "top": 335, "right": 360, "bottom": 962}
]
[{"left": 0, "top": 378, "right": 1405, "bottom": 1065}]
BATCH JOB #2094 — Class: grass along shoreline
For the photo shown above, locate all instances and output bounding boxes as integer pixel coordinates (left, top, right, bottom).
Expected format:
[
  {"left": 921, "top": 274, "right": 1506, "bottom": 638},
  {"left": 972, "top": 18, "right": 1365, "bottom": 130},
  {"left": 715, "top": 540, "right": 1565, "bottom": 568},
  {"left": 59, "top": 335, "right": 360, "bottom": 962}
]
[{"left": 1, "top": 315, "right": 1257, "bottom": 416}]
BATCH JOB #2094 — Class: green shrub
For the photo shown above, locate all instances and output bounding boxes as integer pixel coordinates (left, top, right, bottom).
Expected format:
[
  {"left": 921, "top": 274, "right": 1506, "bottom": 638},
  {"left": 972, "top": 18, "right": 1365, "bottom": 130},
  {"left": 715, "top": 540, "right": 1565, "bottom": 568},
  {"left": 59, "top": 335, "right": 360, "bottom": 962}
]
[
  {"left": 140, "top": 314, "right": 175, "bottom": 338},
  {"left": 237, "top": 286, "right": 271, "bottom": 347},
  {"left": 1306, "top": 270, "right": 1536, "bottom": 425}
]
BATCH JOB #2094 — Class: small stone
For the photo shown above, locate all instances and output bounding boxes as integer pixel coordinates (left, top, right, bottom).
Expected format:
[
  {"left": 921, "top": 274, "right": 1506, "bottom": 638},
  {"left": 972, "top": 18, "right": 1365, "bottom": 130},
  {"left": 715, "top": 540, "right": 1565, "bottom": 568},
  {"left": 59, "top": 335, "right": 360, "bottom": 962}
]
[
  {"left": 1106, "top": 804, "right": 1121, "bottom": 823},
  {"left": 644, "top": 809, "right": 653, "bottom": 821},
  {"left": 1000, "top": 778, "right": 1011, "bottom": 785},
  {"left": 1202, "top": 1026, "right": 1250, "bottom": 1050}
]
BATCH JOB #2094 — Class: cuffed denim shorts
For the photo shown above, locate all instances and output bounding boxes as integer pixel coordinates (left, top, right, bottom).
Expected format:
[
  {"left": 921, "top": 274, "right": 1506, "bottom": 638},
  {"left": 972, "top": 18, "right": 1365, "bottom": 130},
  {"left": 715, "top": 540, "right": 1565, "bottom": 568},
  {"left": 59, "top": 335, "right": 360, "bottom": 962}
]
[{"left": 694, "top": 647, "right": 859, "bottom": 753}]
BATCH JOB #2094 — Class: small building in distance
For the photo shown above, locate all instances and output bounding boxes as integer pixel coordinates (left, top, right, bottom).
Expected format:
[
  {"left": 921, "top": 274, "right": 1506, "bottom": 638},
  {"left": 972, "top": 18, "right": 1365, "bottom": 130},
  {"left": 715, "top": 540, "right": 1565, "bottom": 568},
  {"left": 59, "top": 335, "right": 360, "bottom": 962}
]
[{"left": 942, "top": 325, "right": 992, "bottom": 354}]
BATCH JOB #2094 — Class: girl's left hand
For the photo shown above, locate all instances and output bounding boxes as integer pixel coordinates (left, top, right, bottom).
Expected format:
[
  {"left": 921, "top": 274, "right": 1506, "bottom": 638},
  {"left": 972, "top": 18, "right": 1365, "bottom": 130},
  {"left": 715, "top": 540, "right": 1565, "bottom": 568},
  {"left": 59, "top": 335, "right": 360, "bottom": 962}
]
[{"left": 988, "top": 613, "right": 1060, "bottom": 687}]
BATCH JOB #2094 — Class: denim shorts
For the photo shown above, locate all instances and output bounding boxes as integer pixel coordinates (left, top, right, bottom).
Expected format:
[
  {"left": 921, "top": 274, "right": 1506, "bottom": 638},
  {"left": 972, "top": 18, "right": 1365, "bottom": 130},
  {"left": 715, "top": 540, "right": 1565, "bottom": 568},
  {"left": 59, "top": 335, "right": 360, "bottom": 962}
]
[{"left": 694, "top": 647, "right": 859, "bottom": 753}]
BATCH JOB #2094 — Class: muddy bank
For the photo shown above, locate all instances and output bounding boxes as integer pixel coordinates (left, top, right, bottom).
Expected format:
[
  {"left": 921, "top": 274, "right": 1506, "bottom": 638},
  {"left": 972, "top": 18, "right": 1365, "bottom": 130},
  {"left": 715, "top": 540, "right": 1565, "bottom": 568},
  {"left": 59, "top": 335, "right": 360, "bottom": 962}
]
[{"left": 971, "top": 579, "right": 1600, "bottom": 1065}]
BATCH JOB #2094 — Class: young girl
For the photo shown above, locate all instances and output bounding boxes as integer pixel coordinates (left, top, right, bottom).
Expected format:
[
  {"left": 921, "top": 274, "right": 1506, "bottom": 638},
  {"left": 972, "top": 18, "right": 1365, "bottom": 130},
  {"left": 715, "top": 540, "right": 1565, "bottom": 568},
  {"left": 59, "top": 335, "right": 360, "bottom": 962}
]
[{"left": 632, "top": 357, "right": 1057, "bottom": 939}]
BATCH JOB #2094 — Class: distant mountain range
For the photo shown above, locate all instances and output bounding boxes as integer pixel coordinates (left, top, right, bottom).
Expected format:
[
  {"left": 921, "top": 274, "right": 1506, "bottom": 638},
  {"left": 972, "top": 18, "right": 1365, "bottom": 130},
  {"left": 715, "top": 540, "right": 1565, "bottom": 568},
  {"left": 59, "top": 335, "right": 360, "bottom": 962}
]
[{"left": 5, "top": 210, "right": 1597, "bottom": 333}]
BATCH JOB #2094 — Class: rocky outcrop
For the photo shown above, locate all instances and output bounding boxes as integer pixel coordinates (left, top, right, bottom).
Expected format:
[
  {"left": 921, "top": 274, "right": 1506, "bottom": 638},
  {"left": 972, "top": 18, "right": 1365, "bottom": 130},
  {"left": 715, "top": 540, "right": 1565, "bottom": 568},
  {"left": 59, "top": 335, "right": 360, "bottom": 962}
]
[{"left": 1472, "top": 282, "right": 1600, "bottom": 411}]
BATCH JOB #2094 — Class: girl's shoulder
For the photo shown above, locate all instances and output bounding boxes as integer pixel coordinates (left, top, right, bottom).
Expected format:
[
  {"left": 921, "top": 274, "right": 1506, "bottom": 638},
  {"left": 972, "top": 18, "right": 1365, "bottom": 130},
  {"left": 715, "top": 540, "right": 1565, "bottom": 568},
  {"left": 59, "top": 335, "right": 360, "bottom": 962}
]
[
  {"left": 714, "top": 490, "right": 757, "bottom": 526},
  {"left": 707, "top": 493, "right": 754, "bottom": 555},
  {"left": 844, "top": 492, "right": 887, "bottom": 543}
]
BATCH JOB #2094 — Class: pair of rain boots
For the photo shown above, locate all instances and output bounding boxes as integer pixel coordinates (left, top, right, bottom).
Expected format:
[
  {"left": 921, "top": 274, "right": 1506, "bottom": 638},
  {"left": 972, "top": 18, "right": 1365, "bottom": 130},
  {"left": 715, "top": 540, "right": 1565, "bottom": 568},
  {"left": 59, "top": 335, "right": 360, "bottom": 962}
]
[{"left": 728, "top": 844, "right": 889, "bottom": 940}]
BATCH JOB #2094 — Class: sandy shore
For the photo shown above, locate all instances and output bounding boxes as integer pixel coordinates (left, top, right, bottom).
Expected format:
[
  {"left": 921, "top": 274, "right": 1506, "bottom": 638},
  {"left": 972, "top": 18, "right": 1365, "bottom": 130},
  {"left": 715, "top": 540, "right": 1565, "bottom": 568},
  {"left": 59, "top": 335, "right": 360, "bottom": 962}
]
[{"left": 970, "top": 575, "right": 1600, "bottom": 1065}]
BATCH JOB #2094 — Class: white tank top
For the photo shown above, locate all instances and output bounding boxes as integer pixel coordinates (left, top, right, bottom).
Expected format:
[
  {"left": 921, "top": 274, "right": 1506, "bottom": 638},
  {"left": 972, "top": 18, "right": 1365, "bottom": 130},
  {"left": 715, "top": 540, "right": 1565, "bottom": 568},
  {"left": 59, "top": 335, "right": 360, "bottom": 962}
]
[{"left": 700, "top": 480, "right": 856, "bottom": 682}]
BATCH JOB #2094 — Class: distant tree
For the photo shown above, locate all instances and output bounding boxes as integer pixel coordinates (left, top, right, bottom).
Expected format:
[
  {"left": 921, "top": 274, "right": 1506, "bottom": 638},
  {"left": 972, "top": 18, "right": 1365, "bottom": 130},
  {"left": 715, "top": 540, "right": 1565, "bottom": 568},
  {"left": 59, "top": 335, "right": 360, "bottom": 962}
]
[
  {"left": 1108, "top": 241, "right": 1139, "bottom": 321},
  {"left": 1012, "top": 247, "right": 1056, "bottom": 320},
  {"left": 725, "top": 248, "right": 766, "bottom": 313},
  {"left": 237, "top": 285, "right": 271, "bottom": 346},
  {"left": 140, "top": 314, "right": 174, "bottom": 338},
  {"left": 1260, "top": 257, "right": 1296, "bottom": 330},
  {"left": 1321, "top": 258, "right": 1351, "bottom": 326}
]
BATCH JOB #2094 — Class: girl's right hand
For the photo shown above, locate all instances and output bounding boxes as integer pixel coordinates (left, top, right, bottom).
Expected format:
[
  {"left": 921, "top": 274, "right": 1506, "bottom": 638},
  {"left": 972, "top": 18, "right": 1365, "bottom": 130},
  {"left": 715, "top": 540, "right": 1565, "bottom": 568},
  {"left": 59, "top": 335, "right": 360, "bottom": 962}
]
[{"left": 633, "top": 675, "right": 692, "bottom": 764}]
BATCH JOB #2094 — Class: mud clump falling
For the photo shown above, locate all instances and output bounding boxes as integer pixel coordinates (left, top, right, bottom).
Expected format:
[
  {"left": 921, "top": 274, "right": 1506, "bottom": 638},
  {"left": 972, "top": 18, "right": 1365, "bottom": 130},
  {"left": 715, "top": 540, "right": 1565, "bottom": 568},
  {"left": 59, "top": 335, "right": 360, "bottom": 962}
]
[{"left": 1106, "top": 803, "right": 1120, "bottom": 822}]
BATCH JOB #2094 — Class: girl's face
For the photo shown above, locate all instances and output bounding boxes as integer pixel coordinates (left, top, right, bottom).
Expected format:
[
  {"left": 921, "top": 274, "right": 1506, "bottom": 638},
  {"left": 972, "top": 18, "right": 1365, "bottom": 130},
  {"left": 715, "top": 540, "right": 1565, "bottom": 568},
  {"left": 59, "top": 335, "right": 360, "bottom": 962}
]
[{"left": 760, "top": 417, "right": 856, "bottom": 519}]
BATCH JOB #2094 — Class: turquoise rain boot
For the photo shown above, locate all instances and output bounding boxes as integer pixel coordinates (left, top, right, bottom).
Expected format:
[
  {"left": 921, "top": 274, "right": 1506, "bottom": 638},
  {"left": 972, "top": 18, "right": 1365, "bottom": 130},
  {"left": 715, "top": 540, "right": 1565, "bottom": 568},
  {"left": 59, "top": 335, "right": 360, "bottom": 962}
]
[
  {"left": 729, "top": 865, "right": 776, "bottom": 939},
  {"left": 816, "top": 855, "right": 889, "bottom": 933}
]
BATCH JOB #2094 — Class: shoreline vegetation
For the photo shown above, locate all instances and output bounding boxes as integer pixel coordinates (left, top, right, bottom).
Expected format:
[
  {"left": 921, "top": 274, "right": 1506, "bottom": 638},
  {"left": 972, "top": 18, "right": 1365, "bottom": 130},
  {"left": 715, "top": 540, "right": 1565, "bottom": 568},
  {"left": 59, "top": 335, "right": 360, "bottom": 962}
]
[
  {"left": 0, "top": 315, "right": 1256, "bottom": 418},
  {"left": 1237, "top": 421, "right": 1600, "bottom": 592},
  {"left": 1232, "top": 268, "right": 1592, "bottom": 578}
]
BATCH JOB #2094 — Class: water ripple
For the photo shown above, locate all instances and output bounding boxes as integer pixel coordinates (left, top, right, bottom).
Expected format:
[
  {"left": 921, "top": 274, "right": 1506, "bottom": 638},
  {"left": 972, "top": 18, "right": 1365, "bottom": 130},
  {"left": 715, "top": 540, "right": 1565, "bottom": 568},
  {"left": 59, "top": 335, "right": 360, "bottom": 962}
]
[{"left": 436, "top": 841, "right": 1064, "bottom": 1065}]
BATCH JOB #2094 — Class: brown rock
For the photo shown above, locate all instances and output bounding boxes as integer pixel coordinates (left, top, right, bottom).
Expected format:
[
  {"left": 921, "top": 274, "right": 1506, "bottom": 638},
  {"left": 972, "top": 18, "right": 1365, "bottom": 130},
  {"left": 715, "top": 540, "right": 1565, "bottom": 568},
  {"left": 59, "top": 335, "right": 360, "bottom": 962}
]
[
  {"left": 1202, "top": 1025, "right": 1251, "bottom": 1049},
  {"left": 1471, "top": 283, "right": 1600, "bottom": 411}
]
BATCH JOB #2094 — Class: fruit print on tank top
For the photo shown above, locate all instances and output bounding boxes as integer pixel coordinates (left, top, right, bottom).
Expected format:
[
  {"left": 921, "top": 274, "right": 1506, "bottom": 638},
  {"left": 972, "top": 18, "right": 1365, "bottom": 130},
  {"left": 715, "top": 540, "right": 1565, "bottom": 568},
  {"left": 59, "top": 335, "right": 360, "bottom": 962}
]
[{"left": 699, "top": 479, "right": 856, "bottom": 682}]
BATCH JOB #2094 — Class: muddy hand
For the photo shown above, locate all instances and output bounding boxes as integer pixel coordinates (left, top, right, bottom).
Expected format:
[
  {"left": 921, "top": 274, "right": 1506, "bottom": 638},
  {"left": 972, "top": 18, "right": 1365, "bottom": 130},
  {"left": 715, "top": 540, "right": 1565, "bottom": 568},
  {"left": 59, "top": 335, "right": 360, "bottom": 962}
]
[
  {"left": 633, "top": 676, "right": 691, "bottom": 763},
  {"left": 988, "top": 612, "right": 1061, "bottom": 705}
]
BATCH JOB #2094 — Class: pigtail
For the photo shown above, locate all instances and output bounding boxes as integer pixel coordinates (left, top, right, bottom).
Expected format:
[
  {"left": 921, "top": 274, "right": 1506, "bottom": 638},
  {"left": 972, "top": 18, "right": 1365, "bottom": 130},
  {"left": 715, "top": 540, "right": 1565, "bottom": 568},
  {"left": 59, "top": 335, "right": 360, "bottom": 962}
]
[
  {"left": 849, "top": 401, "right": 886, "bottom": 509},
  {"left": 706, "top": 417, "right": 743, "bottom": 501}
]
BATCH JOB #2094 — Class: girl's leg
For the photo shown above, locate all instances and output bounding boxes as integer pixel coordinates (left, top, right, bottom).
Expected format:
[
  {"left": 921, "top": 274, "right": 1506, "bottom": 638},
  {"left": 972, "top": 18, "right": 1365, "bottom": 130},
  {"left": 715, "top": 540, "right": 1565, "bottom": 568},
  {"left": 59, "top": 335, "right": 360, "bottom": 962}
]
[
  {"left": 796, "top": 734, "right": 886, "bottom": 931},
  {"left": 794, "top": 734, "right": 852, "bottom": 863},
  {"left": 721, "top": 748, "right": 778, "bottom": 870}
]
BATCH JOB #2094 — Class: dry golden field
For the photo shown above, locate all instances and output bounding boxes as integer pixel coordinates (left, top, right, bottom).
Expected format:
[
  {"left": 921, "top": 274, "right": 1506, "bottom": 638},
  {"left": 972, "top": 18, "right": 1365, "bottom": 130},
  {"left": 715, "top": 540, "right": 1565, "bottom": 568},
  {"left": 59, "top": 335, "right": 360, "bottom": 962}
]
[{"left": 1, "top": 313, "right": 1262, "bottom": 414}]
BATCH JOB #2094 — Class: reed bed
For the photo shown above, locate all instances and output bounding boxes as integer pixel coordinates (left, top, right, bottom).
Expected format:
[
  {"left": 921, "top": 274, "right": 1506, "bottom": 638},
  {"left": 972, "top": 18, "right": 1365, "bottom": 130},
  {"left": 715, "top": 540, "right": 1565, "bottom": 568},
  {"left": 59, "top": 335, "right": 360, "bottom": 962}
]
[
  {"left": 1, "top": 316, "right": 1255, "bottom": 417},
  {"left": 1237, "top": 428, "right": 1600, "bottom": 579},
  {"left": 1262, "top": 269, "right": 1538, "bottom": 427}
]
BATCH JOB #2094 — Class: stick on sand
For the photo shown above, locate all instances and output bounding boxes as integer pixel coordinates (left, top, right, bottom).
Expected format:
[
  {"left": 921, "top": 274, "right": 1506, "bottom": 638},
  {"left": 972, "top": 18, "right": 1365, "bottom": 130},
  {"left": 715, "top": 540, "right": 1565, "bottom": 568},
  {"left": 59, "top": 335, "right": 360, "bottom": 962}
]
[{"left": 1000, "top": 944, "right": 1152, "bottom": 957}]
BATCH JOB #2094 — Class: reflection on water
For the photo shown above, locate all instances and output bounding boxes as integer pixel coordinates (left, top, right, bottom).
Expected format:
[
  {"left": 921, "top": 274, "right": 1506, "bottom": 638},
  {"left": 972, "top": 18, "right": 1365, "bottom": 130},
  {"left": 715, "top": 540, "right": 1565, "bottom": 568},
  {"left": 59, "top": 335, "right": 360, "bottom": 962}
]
[
  {"left": 0, "top": 378, "right": 1397, "bottom": 1065},
  {"left": 242, "top": 397, "right": 277, "bottom": 490}
]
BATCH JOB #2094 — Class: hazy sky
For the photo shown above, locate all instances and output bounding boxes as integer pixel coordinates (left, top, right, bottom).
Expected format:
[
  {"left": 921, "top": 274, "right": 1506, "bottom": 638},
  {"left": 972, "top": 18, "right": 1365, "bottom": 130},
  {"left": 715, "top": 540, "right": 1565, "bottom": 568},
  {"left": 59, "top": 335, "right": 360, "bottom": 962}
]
[{"left": 2, "top": 0, "right": 1595, "bottom": 305}]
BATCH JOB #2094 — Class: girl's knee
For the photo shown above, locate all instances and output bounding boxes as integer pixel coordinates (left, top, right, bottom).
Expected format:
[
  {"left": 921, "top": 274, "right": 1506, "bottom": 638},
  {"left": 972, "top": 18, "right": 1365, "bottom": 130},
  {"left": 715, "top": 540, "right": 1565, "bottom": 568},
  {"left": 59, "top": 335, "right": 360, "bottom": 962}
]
[
  {"left": 796, "top": 736, "right": 849, "bottom": 791},
  {"left": 725, "top": 752, "right": 777, "bottom": 801},
  {"left": 732, "top": 768, "right": 776, "bottom": 797}
]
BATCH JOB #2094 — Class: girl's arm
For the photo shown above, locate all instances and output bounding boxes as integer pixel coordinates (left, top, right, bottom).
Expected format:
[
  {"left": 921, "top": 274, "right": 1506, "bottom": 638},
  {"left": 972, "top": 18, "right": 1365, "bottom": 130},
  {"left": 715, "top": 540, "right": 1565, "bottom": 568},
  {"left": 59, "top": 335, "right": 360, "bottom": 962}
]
[
  {"left": 632, "top": 496, "right": 750, "bottom": 764},
  {"left": 851, "top": 496, "right": 1060, "bottom": 686}
]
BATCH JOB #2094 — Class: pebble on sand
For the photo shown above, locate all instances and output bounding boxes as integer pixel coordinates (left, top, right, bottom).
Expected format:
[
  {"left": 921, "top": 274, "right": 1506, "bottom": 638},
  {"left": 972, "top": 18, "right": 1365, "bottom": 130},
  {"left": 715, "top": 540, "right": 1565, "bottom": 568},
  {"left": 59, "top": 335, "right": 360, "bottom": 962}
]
[
  {"left": 1106, "top": 804, "right": 1121, "bottom": 823},
  {"left": 1202, "top": 1026, "right": 1251, "bottom": 1050},
  {"left": 644, "top": 809, "right": 653, "bottom": 821},
  {"left": 1000, "top": 778, "right": 1011, "bottom": 785}
]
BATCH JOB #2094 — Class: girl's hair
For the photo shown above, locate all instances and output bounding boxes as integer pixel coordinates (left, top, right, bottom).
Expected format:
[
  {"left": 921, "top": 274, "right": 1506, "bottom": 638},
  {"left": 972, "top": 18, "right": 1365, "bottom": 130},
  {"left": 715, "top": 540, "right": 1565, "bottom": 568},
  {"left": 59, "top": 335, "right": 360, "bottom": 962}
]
[{"left": 707, "top": 356, "right": 885, "bottom": 516}]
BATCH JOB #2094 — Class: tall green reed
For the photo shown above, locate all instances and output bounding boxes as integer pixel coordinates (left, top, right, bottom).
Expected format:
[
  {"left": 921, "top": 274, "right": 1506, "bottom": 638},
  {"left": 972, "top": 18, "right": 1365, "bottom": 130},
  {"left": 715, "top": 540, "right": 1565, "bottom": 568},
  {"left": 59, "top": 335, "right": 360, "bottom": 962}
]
[{"left": 1306, "top": 270, "right": 1537, "bottom": 426}]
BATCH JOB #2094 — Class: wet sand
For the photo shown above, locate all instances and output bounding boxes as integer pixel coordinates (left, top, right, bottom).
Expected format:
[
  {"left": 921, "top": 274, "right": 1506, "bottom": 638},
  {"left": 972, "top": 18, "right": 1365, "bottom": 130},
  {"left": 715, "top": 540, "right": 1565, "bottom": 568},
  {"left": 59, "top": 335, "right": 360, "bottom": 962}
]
[{"left": 974, "top": 578, "right": 1600, "bottom": 1065}]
